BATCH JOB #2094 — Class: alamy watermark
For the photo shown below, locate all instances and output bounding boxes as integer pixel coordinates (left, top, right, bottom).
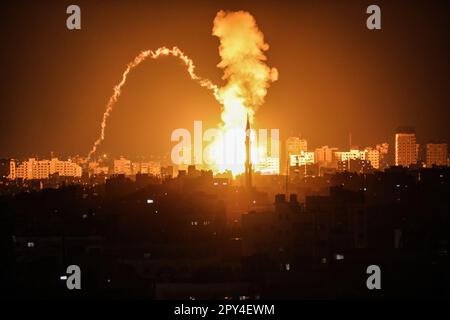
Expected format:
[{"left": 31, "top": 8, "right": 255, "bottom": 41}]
[
  {"left": 66, "top": 5, "right": 81, "bottom": 30},
  {"left": 61, "top": 265, "right": 81, "bottom": 290},
  {"left": 366, "top": 265, "right": 381, "bottom": 290},
  {"left": 170, "top": 120, "right": 280, "bottom": 168}
]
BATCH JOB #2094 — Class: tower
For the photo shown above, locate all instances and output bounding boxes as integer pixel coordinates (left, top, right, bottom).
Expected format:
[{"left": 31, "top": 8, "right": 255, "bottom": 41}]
[
  {"left": 426, "top": 142, "right": 448, "bottom": 167},
  {"left": 245, "top": 114, "right": 252, "bottom": 189},
  {"left": 395, "top": 126, "right": 418, "bottom": 167}
]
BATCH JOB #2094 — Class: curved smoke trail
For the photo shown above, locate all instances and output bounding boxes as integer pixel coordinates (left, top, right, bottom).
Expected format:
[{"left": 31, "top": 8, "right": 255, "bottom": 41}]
[{"left": 87, "top": 46, "right": 220, "bottom": 160}]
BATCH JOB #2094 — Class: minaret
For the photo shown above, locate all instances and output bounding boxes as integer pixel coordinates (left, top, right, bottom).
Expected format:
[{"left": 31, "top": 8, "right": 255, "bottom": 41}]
[{"left": 245, "top": 114, "right": 252, "bottom": 189}]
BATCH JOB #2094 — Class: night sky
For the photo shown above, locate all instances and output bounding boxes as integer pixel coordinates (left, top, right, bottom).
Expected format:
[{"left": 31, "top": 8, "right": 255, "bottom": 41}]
[{"left": 1, "top": 0, "right": 449, "bottom": 159}]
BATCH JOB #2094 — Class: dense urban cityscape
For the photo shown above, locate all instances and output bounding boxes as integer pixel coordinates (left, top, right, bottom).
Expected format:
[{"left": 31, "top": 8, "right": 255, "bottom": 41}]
[
  {"left": 2, "top": 127, "right": 448, "bottom": 182},
  {"left": 1, "top": 126, "right": 449, "bottom": 299},
  {"left": 1, "top": 0, "right": 449, "bottom": 311}
]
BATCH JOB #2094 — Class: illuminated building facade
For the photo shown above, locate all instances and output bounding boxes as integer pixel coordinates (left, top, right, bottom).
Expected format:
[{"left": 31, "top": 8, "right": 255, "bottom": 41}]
[
  {"left": 426, "top": 143, "right": 448, "bottom": 167},
  {"left": 254, "top": 157, "right": 280, "bottom": 175},
  {"left": 336, "top": 149, "right": 367, "bottom": 162},
  {"left": 13, "top": 158, "right": 82, "bottom": 180},
  {"left": 364, "top": 148, "right": 380, "bottom": 169},
  {"left": 314, "top": 146, "right": 338, "bottom": 167},
  {"left": 286, "top": 137, "right": 307, "bottom": 157},
  {"left": 113, "top": 156, "right": 132, "bottom": 175},
  {"left": 132, "top": 161, "right": 161, "bottom": 176},
  {"left": 395, "top": 127, "right": 418, "bottom": 167},
  {"left": 289, "top": 151, "right": 315, "bottom": 166}
]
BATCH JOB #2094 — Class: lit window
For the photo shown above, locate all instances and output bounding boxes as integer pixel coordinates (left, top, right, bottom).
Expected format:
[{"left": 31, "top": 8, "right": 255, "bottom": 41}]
[{"left": 335, "top": 254, "right": 344, "bottom": 260}]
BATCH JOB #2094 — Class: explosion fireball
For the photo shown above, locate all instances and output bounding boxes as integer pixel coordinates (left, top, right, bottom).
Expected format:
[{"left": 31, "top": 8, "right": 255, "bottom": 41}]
[{"left": 87, "top": 10, "right": 277, "bottom": 175}]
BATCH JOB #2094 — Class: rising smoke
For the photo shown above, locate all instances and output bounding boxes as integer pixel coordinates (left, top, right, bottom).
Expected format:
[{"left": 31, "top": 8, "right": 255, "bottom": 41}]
[
  {"left": 208, "top": 10, "right": 278, "bottom": 173},
  {"left": 213, "top": 10, "right": 278, "bottom": 124},
  {"left": 87, "top": 10, "right": 278, "bottom": 173}
]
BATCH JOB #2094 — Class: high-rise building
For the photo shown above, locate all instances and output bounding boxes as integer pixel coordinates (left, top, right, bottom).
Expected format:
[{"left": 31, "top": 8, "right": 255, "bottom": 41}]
[
  {"left": 13, "top": 158, "right": 82, "bottom": 180},
  {"left": 335, "top": 149, "right": 366, "bottom": 164},
  {"left": 288, "top": 151, "right": 315, "bottom": 178},
  {"left": 289, "top": 151, "right": 315, "bottom": 166},
  {"left": 114, "top": 156, "right": 132, "bottom": 175},
  {"left": 9, "top": 160, "right": 16, "bottom": 180},
  {"left": 314, "top": 146, "right": 338, "bottom": 167},
  {"left": 93, "top": 166, "right": 109, "bottom": 175},
  {"left": 286, "top": 137, "right": 308, "bottom": 176},
  {"left": 132, "top": 161, "right": 161, "bottom": 176},
  {"left": 286, "top": 137, "right": 307, "bottom": 157},
  {"left": 338, "top": 159, "right": 372, "bottom": 173},
  {"left": 364, "top": 148, "right": 380, "bottom": 169},
  {"left": 376, "top": 143, "right": 389, "bottom": 168},
  {"left": 426, "top": 143, "right": 448, "bottom": 167},
  {"left": 88, "top": 161, "right": 109, "bottom": 175},
  {"left": 49, "top": 158, "right": 81, "bottom": 177},
  {"left": 395, "top": 127, "right": 418, "bottom": 167},
  {"left": 254, "top": 157, "right": 280, "bottom": 175}
]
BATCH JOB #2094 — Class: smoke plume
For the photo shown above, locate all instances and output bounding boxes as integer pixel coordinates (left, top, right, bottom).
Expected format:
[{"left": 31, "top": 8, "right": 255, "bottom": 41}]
[
  {"left": 87, "top": 11, "right": 277, "bottom": 173},
  {"left": 213, "top": 10, "right": 278, "bottom": 124}
]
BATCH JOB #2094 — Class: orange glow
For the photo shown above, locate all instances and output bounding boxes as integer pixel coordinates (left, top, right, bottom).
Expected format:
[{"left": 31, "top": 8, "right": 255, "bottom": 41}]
[
  {"left": 206, "top": 11, "right": 278, "bottom": 175},
  {"left": 88, "top": 11, "right": 277, "bottom": 176},
  {"left": 87, "top": 46, "right": 220, "bottom": 161}
]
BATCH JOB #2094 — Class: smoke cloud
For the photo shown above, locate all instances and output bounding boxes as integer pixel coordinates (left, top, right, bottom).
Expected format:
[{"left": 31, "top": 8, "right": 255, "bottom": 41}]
[
  {"left": 87, "top": 10, "right": 277, "bottom": 173},
  {"left": 213, "top": 10, "right": 278, "bottom": 115}
]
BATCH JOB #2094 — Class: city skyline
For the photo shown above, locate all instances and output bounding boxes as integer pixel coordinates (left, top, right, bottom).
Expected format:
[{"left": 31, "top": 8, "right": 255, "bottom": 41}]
[
  {"left": 1, "top": 1, "right": 449, "bottom": 304},
  {"left": 1, "top": 0, "right": 449, "bottom": 159},
  {"left": 3, "top": 129, "right": 448, "bottom": 181}
]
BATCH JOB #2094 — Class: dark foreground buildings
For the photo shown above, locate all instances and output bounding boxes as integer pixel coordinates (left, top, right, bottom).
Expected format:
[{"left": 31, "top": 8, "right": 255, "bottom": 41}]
[{"left": 0, "top": 166, "right": 449, "bottom": 299}]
